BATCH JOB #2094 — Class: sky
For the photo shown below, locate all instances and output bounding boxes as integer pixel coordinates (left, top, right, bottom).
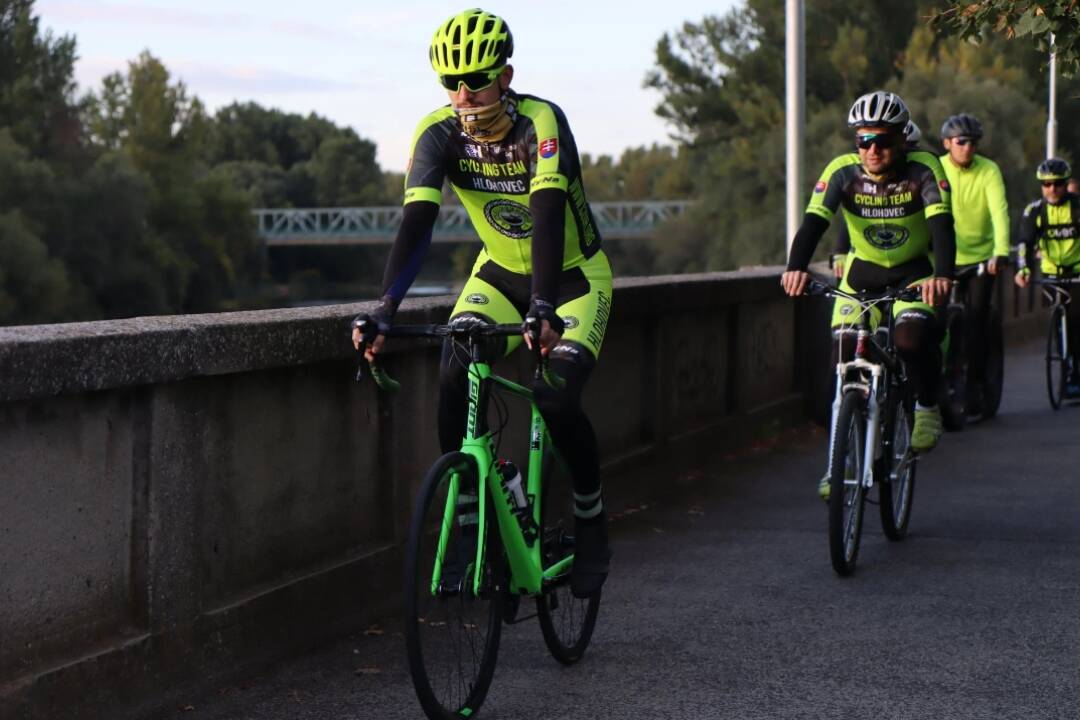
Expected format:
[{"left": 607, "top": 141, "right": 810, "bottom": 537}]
[{"left": 35, "top": 0, "right": 739, "bottom": 172}]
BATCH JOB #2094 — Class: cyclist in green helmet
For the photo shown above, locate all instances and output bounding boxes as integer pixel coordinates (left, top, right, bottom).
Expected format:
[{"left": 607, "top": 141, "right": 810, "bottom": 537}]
[
  {"left": 1016, "top": 158, "right": 1080, "bottom": 391},
  {"left": 938, "top": 113, "right": 1010, "bottom": 416},
  {"left": 783, "top": 91, "right": 956, "bottom": 498},
  {"left": 352, "top": 8, "right": 612, "bottom": 598}
]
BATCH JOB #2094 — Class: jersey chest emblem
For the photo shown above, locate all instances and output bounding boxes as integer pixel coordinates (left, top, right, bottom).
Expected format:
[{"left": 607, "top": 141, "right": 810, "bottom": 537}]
[
  {"left": 862, "top": 224, "right": 910, "bottom": 250},
  {"left": 484, "top": 199, "right": 534, "bottom": 239}
]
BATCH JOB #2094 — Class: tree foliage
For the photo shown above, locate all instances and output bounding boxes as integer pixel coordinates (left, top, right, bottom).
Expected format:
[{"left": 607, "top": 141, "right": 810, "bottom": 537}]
[
  {"left": 645, "top": 0, "right": 1053, "bottom": 272},
  {"left": 931, "top": 2, "right": 1080, "bottom": 75},
  {"left": 0, "top": 0, "right": 394, "bottom": 324}
]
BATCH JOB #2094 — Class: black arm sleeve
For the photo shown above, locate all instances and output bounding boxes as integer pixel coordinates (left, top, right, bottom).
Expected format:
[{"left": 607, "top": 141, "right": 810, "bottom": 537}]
[
  {"left": 928, "top": 213, "right": 956, "bottom": 280},
  {"left": 1017, "top": 205, "right": 1038, "bottom": 270},
  {"left": 529, "top": 188, "right": 566, "bottom": 303},
  {"left": 380, "top": 201, "right": 439, "bottom": 302},
  {"left": 786, "top": 214, "right": 831, "bottom": 271}
]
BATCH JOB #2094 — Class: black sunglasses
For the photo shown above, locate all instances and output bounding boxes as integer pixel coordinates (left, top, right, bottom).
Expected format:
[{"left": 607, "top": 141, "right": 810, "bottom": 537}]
[
  {"left": 855, "top": 132, "right": 899, "bottom": 150},
  {"left": 1042, "top": 180, "right": 1068, "bottom": 188},
  {"left": 953, "top": 137, "right": 976, "bottom": 146},
  {"left": 438, "top": 67, "right": 503, "bottom": 92}
]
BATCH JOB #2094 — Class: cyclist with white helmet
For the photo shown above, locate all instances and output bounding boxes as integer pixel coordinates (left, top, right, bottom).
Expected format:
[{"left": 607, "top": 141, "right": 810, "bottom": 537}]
[
  {"left": 783, "top": 91, "right": 956, "bottom": 497},
  {"left": 833, "top": 119, "right": 923, "bottom": 277},
  {"left": 939, "top": 113, "right": 1010, "bottom": 416},
  {"left": 352, "top": 9, "right": 612, "bottom": 597}
]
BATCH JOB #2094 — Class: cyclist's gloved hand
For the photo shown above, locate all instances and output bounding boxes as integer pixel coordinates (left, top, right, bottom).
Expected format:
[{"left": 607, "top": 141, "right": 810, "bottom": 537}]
[
  {"left": 351, "top": 295, "right": 399, "bottom": 354},
  {"left": 525, "top": 298, "right": 565, "bottom": 335}
]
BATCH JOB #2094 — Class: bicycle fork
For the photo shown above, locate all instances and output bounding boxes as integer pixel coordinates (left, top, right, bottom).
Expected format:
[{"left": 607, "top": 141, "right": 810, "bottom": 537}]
[{"left": 825, "top": 358, "right": 883, "bottom": 491}]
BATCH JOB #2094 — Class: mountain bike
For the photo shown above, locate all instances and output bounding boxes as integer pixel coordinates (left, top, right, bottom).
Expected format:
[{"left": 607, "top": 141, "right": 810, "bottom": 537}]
[
  {"left": 939, "top": 262, "right": 1005, "bottom": 429},
  {"left": 1035, "top": 276, "right": 1080, "bottom": 410},
  {"left": 354, "top": 316, "right": 600, "bottom": 720},
  {"left": 808, "top": 280, "right": 920, "bottom": 576}
]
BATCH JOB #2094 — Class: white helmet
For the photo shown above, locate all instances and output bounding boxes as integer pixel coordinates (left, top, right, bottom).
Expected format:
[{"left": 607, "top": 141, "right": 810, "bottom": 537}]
[
  {"left": 904, "top": 119, "right": 921, "bottom": 145},
  {"left": 847, "top": 91, "right": 910, "bottom": 129}
]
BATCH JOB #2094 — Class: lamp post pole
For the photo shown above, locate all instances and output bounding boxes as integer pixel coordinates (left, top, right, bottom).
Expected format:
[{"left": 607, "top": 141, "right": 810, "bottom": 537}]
[{"left": 785, "top": 0, "right": 805, "bottom": 259}]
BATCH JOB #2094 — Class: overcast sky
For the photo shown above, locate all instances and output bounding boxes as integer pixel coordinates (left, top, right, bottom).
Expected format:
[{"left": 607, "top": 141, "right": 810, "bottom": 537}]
[{"left": 36, "top": 0, "right": 739, "bottom": 172}]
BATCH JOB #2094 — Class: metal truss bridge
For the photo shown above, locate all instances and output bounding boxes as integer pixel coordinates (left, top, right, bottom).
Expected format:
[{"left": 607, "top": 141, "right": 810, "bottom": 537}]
[{"left": 253, "top": 201, "right": 691, "bottom": 245}]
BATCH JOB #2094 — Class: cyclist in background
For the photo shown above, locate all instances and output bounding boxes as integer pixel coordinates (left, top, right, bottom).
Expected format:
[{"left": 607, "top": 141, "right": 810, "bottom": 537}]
[
  {"left": 1016, "top": 158, "right": 1080, "bottom": 391},
  {"left": 782, "top": 92, "right": 956, "bottom": 498},
  {"left": 938, "top": 114, "right": 1009, "bottom": 416},
  {"left": 352, "top": 8, "right": 612, "bottom": 598}
]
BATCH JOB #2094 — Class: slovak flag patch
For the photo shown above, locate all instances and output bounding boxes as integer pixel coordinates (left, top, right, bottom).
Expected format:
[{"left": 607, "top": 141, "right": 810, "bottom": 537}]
[
  {"left": 939, "top": 179, "right": 950, "bottom": 192},
  {"left": 814, "top": 181, "right": 827, "bottom": 193},
  {"left": 539, "top": 137, "right": 558, "bottom": 158}
]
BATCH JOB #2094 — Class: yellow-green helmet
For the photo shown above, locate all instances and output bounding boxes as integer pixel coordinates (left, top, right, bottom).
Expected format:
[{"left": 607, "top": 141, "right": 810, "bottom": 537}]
[{"left": 430, "top": 9, "right": 513, "bottom": 75}]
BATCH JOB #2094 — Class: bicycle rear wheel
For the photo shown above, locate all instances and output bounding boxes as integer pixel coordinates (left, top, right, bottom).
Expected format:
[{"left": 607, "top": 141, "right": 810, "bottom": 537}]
[
  {"left": 940, "top": 307, "right": 967, "bottom": 431},
  {"left": 879, "top": 385, "right": 917, "bottom": 540},
  {"left": 981, "top": 308, "right": 1005, "bottom": 418},
  {"left": 536, "top": 444, "right": 600, "bottom": 665},
  {"left": 1047, "top": 305, "right": 1067, "bottom": 410},
  {"left": 405, "top": 452, "right": 503, "bottom": 720},
  {"left": 828, "top": 390, "right": 867, "bottom": 576}
]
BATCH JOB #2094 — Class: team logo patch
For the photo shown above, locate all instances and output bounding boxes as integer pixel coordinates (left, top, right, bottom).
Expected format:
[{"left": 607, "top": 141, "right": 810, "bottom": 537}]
[
  {"left": 562, "top": 316, "right": 579, "bottom": 330},
  {"left": 939, "top": 179, "right": 950, "bottom": 192},
  {"left": 465, "top": 144, "right": 482, "bottom": 159},
  {"left": 539, "top": 137, "right": 558, "bottom": 158},
  {"left": 863, "top": 224, "right": 910, "bottom": 250},
  {"left": 814, "top": 181, "right": 827, "bottom": 193},
  {"left": 483, "top": 199, "right": 534, "bottom": 239},
  {"left": 466, "top": 293, "right": 489, "bottom": 305}
]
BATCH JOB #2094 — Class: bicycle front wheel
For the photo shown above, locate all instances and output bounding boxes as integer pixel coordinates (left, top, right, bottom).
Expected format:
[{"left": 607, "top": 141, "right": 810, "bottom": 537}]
[
  {"left": 405, "top": 452, "right": 503, "bottom": 720},
  {"left": 879, "top": 386, "right": 916, "bottom": 540},
  {"left": 981, "top": 308, "right": 1004, "bottom": 418},
  {"left": 940, "top": 307, "right": 967, "bottom": 431},
  {"left": 536, "top": 444, "right": 600, "bottom": 665},
  {"left": 1047, "top": 305, "right": 1067, "bottom": 410},
  {"left": 829, "top": 390, "right": 867, "bottom": 576}
]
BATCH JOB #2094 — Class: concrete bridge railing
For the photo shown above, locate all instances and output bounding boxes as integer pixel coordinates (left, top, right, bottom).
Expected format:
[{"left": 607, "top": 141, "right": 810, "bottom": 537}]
[{"left": 0, "top": 266, "right": 1044, "bottom": 715}]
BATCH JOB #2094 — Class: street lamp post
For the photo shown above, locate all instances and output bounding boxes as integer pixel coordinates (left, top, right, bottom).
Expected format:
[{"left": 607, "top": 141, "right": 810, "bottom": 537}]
[
  {"left": 785, "top": 0, "right": 805, "bottom": 260},
  {"left": 1048, "top": 32, "right": 1058, "bottom": 159}
]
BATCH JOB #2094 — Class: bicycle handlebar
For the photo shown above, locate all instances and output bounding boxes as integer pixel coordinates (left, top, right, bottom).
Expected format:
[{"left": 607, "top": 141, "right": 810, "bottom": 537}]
[
  {"left": 352, "top": 317, "right": 561, "bottom": 393},
  {"left": 804, "top": 279, "right": 922, "bottom": 304}
]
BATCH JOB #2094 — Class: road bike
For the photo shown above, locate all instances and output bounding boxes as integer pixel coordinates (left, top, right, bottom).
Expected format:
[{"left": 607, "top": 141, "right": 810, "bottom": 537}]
[
  {"left": 1035, "top": 276, "right": 1080, "bottom": 409},
  {"left": 939, "top": 262, "right": 1005, "bottom": 430},
  {"left": 809, "top": 280, "right": 920, "bottom": 576},
  {"left": 354, "top": 316, "right": 600, "bottom": 720}
]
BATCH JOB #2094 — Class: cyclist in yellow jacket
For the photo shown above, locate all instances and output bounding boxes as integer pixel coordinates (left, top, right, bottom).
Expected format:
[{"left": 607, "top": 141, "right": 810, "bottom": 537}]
[
  {"left": 352, "top": 9, "right": 612, "bottom": 598},
  {"left": 938, "top": 114, "right": 1009, "bottom": 416}
]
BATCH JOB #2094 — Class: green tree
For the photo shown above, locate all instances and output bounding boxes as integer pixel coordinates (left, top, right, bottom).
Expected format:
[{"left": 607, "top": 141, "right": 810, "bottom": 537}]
[{"left": 931, "top": 1, "right": 1080, "bottom": 75}]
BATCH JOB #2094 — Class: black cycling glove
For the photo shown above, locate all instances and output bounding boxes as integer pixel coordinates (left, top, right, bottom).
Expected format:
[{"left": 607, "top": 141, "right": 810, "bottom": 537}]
[
  {"left": 351, "top": 295, "right": 400, "bottom": 339},
  {"left": 526, "top": 297, "right": 564, "bottom": 335}
]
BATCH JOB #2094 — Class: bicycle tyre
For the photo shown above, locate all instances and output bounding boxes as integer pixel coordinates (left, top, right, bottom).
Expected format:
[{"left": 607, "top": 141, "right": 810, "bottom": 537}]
[
  {"left": 536, "top": 444, "right": 601, "bottom": 665},
  {"left": 1047, "top": 305, "right": 1067, "bottom": 410},
  {"left": 829, "top": 389, "right": 867, "bottom": 576},
  {"left": 940, "top": 307, "right": 967, "bottom": 431},
  {"left": 981, "top": 308, "right": 1005, "bottom": 418},
  {"left": 879, "top": 385, "right": 917, "bottom": 541},
  {"left": 405, "top": 452, "right": 503, "bottom": 720}
]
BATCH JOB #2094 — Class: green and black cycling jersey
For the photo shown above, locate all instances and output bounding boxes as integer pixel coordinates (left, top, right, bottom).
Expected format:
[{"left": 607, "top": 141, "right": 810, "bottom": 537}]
[
  {"left": 1018, "top": 193, "right": 1080, "bottom": 275},
  {"left": 381, "top": 90, "right": 602, "bottom": 305},
  {"left": 789, "top": 150, "right": 956, "bottom": 288}
]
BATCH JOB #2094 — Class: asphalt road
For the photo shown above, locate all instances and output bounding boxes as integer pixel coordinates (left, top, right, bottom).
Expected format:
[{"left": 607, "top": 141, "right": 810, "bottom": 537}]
[{"left": 134, "top": 343, "right": 1080, "bottom": 720}]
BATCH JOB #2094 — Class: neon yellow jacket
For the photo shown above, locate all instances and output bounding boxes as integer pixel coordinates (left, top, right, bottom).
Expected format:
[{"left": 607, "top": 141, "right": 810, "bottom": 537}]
[{"left": 939, "top": 154, "right": 1010, "bottom": 265}]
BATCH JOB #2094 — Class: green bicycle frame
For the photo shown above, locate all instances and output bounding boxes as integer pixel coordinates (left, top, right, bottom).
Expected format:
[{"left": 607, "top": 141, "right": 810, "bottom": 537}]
[{"left": 430, "top": 356, "right": 573, "bottom": 599}]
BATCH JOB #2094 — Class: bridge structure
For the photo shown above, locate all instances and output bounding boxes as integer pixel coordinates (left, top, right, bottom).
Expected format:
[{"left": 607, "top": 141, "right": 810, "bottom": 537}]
[{"left": 252, "top": 200, "right": 691, "bottom": 245}]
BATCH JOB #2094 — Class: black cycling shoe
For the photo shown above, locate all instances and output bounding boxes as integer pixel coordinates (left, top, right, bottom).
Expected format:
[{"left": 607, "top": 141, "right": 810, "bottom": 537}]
[{"left": 571, "top": 514, "right": 611, "bottom": 599}]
